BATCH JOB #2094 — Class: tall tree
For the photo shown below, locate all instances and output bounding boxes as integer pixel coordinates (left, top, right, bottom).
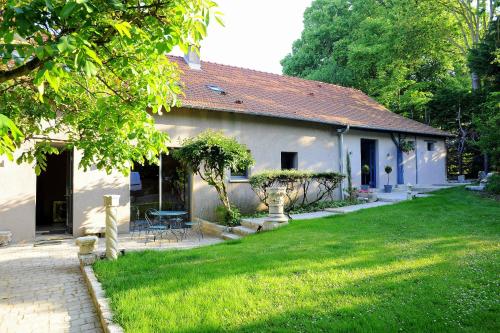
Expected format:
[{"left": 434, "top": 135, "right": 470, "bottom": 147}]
[
  {"left": 0, "top": 0, "right": 221, "bottom": 174},
  {"left": 282, "top": 0, "right": 498, "bottom": 177}
]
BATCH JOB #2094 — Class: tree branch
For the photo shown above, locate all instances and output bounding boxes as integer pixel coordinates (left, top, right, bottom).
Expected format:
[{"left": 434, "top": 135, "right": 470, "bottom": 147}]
[{"left": 0, "top": 57, "right": 44, "bottom": 84}]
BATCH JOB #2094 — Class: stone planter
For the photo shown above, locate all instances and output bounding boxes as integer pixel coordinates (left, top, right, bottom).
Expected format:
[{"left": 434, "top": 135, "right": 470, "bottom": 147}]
[
  {"left": 76, "top": 235, "right": 98, "bottom": 266},
  {"left": 263, "top": 187, "right": 289, "bottom": 230},
  {"left": 0, "top": 231, "right": 12, "bottom": 247},
  {"left": 384, "top": 185, "right": 393, "bottom": 193},
  {"left": 76, "top": 236, "right": 98, "bottom": 255}
]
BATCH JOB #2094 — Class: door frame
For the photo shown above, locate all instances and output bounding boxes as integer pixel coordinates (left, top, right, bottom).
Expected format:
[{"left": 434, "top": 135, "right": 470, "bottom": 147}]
[
  {"left": 66, "top": 149, "right": 74, "bottom": 234},
  {"left": 360, "top": 139, "right": 378, "bottom": 188}
]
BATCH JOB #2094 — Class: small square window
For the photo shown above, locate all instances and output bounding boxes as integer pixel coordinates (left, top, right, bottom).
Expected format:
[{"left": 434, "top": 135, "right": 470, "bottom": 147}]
[
  {"left": 427, "top": 141, "right": 435, "bottom": 151},
  {"left": 230, "top": 166, "right": 249, "bottom": 180},
  {"left": 281, "top": 152, "right": 298, "bottom": 170}
]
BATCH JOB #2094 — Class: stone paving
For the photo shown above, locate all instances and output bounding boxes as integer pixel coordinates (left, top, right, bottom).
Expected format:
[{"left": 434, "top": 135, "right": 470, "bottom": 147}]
[
  {"left": 0, "top": 233, "right": 222, "bottom": 333},
  {"left": 0, "top": 242, "right": 102, "bottom": 333}
]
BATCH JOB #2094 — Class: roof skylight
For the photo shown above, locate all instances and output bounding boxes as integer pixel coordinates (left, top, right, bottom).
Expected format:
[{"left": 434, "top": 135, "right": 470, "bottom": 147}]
[{"left": 206, "top": 84, "right": 226, "bottom": 95}]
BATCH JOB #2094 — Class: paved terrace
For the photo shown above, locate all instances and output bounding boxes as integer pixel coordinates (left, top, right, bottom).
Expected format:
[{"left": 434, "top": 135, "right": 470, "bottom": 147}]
[{"left": 0, "top": 234, "right": 222, "bottom": 333}]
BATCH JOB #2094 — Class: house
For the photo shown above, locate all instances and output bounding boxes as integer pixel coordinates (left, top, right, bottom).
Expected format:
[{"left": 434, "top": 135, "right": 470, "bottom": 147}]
[{"left": 0, "top": 52, "right": 450, "bottom": 243}]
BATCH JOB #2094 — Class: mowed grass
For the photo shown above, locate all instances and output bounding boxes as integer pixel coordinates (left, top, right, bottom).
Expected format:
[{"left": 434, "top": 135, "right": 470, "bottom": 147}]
[{"left": 94, "top": 187, "right": 500, "bottom": 332}]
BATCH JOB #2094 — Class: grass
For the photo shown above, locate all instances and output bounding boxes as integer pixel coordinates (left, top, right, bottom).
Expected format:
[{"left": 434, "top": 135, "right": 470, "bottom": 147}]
[{"left": 94, "top": 187, "right": 500, "bottom": 332}]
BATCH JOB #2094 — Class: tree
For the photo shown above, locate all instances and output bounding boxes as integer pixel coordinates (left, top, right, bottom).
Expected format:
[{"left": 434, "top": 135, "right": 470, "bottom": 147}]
[
  {"left": 174, "top": 130, "right": 254, "bottom": 214},
  {"left": 282, "top": 0, "right": 498, "bottom": 177},
  {"left": 281, "top": 0, "right": 462, "bottom": 122},
  {"left": 468, "top": 18, "right": 500, "bottom": 168},
  {"left": 0, "top": 0, "right": 222, "bottom": 174}
]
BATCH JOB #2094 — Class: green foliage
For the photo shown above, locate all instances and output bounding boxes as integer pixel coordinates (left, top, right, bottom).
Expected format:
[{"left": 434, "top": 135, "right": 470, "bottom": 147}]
[
  {"left": 282, "top": 0, "right": 497, "bottom": 177},
  {"left": 399, "top": 139, "right": 415, "bottom": 153},
  {"left": 346, "top": 152, "right": 355, "bottom": 200},
  {"left": 469, "top": 20, "right": 500, "bottom": 168},
  {"left": 485, "top": 174, "right": 500, "bottom": 195},
  {"left": 361, "top": 164, "right": 370, "bottom": 175},
  {"left": 385, "top": 165, "right": 393, "bottom": 185},
  {"left": 216, "top": 205, "right": 241, "bottom": 226},
  {"left": 0, "top": 114, "right": 23, "bottom": 161},
  {"left": 0, "top": 0, "right": 222, "bottom": 174},
  {"left": 249, "top": 169, "right": 344, "bottom": 210},
  {"left": 174, "top": 130, "right": 254, "bottom": 213},
  {"left": 94, "top": 187, "right": 500, "bottom": 332}
]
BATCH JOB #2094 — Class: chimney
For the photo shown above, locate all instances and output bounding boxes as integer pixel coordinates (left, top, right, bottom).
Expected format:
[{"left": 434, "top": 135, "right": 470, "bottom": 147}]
[{"left": 183, "top": 45, "right": 201, "bottom": 70}]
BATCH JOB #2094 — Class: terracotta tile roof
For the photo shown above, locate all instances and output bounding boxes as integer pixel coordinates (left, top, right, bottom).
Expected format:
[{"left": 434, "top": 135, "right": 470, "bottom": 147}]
[{"left": 169, "top": 56, "right": 451, "bottom": 137}]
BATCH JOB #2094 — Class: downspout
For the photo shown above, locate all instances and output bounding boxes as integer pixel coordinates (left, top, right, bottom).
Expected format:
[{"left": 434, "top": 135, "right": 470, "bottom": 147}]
[
  {"left": 391, "top": 133, "right": 404, "bottom": 185},
  {"left": 159, "top": 153, "right": 162, "bottom": 211},
  {"left": 337, "top": 125, "right": 350, "bottom": 200},
  {"left": 414, "top": 135, "right": 418, "bottom": 185}
]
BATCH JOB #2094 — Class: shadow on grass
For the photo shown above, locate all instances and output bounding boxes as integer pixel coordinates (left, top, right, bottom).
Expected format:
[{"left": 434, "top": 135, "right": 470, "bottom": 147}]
[{"left": 94, "top": 188, "right": 500, "bottom": 332}]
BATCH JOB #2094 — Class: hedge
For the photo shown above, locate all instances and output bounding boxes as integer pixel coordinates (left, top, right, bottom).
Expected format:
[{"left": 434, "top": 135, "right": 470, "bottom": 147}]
[{"left": 249, "top": 170, "right": 345, "bottom": 211}]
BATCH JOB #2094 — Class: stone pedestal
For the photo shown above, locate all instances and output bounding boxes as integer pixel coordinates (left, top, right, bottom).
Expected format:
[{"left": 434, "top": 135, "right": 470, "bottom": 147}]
[
  {"left": 407, "top": 184, "right": 414, "bottom": 200},
  {"left": 263, "top": 187, "right": 289, "bottom": 231},
  {"left": 104, "top": 195, "right": 120, "bottom": 260},
  {"left": 0, "top": 231, "right": 12, "bottom": 247},
  {"left": 76, "top": 235, "right": 98, "bottom": 266}
]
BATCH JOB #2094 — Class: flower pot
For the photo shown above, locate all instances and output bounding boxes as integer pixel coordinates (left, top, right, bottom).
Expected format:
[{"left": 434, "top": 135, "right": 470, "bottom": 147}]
[{"left": 384, "top": 185, "right": 393, "bottom": 193}]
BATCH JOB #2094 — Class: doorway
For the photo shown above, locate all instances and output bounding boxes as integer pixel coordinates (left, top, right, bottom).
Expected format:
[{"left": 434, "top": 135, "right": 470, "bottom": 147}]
[
  {"left": 130, "top": 152, "right": 190, "bottom": 222},
  {"left": 36, "top": 149, "right": 73, "bottom": 235},
  {"left": 361, "top": 139, "right": 377, "bottom": 188}
]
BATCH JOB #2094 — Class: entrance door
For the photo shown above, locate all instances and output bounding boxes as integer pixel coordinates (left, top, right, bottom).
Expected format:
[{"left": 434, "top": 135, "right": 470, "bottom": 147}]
[
  {"left": 36, "top": 149, "right": 73, "bottom": 234},
  {"left": 361, "top": 139, "right": 377, "bottom": 188}
]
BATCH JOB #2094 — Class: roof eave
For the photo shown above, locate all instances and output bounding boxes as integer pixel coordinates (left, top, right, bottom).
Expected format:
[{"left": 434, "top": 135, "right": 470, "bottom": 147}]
[{"left": 176, "top": 104, "right": 453, "bottom": 138}]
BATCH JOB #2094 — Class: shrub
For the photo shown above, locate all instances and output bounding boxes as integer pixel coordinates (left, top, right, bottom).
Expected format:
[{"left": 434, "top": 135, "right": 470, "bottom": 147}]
[
  {"left": 249, "top": 170, "right": 344, "bottom": 211},
  {"left": 174, "top": 130, "right": 254, "bottom": 218},
  {"left": 216, "top": 205, "right": 241, "bottom": 226},
  {"left": 485, "top": 174, "right": 500, "bottom": 195},
  {"left": 384, "top": 165, "right": 393, "bottom": 185}
]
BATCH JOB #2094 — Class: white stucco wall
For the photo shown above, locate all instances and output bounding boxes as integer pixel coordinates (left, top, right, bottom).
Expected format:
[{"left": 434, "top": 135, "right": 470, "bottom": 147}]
[
  {"left": 0, "top": 108, "right": 447, "bottom": 243},
  {"left": 72, "top": 151, "right": 130, "bottom": 237},
  {"left": 342, "top": 130, "right": 447, "bottom": 189},
  {"left": 156, "top": 108, "right": 340, "bottom": 220},
  {"left": 0, "top": 144, "right": 37, "bottom": 243}
]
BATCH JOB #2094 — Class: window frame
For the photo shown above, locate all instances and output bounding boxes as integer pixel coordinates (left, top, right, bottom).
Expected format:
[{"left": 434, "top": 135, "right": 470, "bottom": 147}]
[
  {"left": 426, "top": 141, "right": 436, "bottom": 152},
  {"left": 281, "top": 152, "right": 298, "bottom": 170}
]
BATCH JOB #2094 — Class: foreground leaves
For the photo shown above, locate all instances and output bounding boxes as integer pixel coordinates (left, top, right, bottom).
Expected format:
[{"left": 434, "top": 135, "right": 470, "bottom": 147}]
[{"left": 0, "top": 0, "right": 222, "bottom": 174}]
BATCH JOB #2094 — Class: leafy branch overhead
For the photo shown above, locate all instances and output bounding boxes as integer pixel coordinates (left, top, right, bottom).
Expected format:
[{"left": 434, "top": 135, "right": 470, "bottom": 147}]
[{"left": 0, "top": 0, "right": 222, "bottom": 174}]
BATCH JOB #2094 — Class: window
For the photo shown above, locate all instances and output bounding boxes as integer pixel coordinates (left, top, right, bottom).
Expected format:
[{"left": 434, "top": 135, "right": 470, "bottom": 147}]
[
  {"left": 206, "top": 84, "right": 226, "bottom": 95},
  {"left": 230, "top": 165, "right": 249, "bottom": 180},
  {"left": 281, "top": 152, "right": 298, "bottom": 170},
  {"left": 426, "top": 141, "right": 436, "bottom": 151}
]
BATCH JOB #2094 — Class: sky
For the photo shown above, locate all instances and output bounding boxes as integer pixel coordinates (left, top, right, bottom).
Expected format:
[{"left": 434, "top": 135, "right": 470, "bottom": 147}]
[{"left": 171, "top": 0, "right": 313, "bottom": 74}]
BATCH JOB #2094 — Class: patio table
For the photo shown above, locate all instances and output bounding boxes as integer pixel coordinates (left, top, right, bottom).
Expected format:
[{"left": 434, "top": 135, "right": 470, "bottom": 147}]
[{"left": 150, "top": 211, "right": 188, "bottom": 240}]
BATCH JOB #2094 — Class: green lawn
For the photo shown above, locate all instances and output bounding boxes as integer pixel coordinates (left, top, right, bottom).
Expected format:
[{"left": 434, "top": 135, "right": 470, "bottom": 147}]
[{"left": 94, "top": 187, "right": 500, "bottom": 332}]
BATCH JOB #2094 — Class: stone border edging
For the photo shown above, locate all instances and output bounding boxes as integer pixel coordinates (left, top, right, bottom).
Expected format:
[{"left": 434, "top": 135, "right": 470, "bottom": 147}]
[{"left": 80, "top": 264, "right": 125, "bottom": 333}]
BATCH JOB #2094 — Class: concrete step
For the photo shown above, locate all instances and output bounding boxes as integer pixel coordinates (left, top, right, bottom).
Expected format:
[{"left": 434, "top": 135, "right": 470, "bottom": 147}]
[
  {"left": 325, "top": 201, "right": 394, "bottom": 214},
  {"left": 232, "top": 226, "right": 256, "bottom": 237},
  {"left": 221, "top": 232, "right": 242, "bottom": 241},
  {"left": 240, "top": 218, "right": 264, "bottom": 230}
]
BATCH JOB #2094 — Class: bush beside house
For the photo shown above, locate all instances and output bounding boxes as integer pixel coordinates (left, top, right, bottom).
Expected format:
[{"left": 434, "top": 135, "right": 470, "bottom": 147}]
[
  {"left": 249, "top": 170, "right": 344, "bottom": 211},
  {"left": 174, "top": 130, "right": 254, "bottom": 225}
]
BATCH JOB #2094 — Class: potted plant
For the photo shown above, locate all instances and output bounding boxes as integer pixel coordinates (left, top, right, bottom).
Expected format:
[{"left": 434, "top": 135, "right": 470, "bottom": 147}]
[
  {"left": 384, "top": 165, "right": 393, "bottom": 193},
  {"left": 361, "top": 164, "right": 370, "bottom": 190}
]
